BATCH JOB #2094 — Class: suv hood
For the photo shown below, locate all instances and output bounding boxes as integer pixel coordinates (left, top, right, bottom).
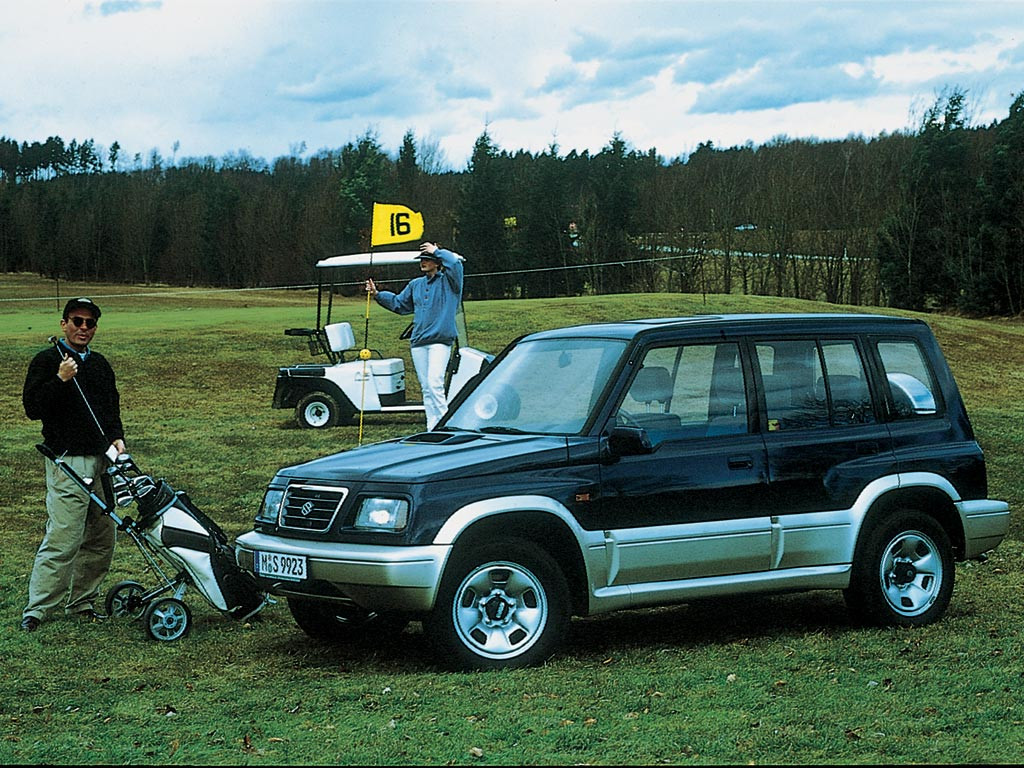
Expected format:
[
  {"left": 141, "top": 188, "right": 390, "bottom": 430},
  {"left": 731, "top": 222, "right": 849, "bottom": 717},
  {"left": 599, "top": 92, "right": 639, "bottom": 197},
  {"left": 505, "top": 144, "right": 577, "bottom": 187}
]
[{"left": 277, "top": 431, "right": 585, "bottom": 484}]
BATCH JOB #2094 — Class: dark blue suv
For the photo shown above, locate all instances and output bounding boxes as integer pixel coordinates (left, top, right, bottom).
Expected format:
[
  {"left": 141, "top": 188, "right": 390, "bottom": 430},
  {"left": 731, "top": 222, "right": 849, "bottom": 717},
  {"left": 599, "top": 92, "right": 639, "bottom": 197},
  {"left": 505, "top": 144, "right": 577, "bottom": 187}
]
[{"left": 236, "top": 314, "right": 1009, "bottom": 670}]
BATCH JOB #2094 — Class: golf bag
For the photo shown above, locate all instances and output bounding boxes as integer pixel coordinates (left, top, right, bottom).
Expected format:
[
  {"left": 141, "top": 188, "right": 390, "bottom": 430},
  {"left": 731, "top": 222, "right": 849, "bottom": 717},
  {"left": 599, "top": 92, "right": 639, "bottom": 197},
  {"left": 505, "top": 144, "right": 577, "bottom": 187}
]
[{"left": 37, "top": 443, "right": 269, "bottom": 640}]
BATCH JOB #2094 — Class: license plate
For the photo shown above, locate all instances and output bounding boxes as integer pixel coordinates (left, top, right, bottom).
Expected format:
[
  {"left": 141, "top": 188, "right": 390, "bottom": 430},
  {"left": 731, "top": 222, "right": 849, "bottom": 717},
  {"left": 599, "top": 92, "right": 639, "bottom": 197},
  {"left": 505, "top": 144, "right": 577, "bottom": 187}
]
[{"left": 254, "top": 550, "right": 307, "bottom": 581}]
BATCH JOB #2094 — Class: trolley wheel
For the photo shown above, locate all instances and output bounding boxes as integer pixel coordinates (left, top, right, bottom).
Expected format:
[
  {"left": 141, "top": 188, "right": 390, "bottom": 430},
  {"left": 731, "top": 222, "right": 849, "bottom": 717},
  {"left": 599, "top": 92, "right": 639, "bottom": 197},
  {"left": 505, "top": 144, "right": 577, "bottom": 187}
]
[
  {"left": 104, "top": 580, "right": 147, "bottom": 620},
  {"left": 143, "top": 597, "right": 192, "bottom": 641}
]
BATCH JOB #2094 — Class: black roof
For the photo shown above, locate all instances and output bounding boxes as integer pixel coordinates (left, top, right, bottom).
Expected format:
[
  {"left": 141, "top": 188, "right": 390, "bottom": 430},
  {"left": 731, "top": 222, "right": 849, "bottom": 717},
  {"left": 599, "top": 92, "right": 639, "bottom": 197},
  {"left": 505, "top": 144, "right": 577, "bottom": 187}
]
[{"left": 524, "top": 313, "right": 925, "bottom": 342}]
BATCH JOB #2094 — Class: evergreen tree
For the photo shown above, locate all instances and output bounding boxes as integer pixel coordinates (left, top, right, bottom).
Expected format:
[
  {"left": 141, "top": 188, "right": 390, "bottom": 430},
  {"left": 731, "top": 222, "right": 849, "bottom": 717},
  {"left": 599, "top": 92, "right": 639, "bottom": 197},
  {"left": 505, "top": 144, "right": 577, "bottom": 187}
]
[
  {"left": 336, "top": 130, "right": 396, "bottom": 250},
  {"left": 975, "top": 91, "right": 1024, "bottom": 314},
  {"left": 878, "top": 89, "right": 976, "bottom": 310},
  {"left": 584, "top": 133, "right": 641, "bottom": 294},
  {"left": 397, "top": 129, "right": 419, "bottom": 192},
  {"left": 459, "top": 129, "right": 510, "bottom": 299}
]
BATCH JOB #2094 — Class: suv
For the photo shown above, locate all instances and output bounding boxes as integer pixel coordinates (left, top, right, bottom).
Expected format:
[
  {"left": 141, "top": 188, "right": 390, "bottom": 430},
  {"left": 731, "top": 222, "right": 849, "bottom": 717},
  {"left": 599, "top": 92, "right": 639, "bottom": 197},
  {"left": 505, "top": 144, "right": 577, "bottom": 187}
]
[{"left": 236, "top": 314, "right": 1009, "bottom": 670}]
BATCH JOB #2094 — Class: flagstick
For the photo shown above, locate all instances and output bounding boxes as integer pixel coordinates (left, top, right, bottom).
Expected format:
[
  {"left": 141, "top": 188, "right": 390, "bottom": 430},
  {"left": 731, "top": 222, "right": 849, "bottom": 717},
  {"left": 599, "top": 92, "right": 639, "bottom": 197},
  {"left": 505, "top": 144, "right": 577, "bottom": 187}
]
[
  {"left": 361, "top": 203, "right": 424, "bottom": 444},
  {"left": 358, "top": 266, "right": 372, "bottom": 447}
]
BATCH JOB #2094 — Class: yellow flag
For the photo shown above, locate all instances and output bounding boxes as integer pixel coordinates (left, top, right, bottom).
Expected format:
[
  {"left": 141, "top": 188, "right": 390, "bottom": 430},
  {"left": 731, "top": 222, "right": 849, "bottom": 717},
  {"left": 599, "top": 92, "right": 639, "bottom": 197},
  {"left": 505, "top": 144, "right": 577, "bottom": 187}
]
[{"left": 371, "top": 203, "right": 424, "bottom": 246}]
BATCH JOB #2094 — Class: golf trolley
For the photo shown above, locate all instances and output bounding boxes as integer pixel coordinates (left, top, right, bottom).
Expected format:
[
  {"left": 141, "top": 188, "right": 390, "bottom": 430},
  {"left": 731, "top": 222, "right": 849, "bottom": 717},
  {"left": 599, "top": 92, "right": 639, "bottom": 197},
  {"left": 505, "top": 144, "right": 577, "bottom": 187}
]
[
  {"left": 37, "top": 443, "right": 270, "bottom": 641},
  {"left": 273, "top": 251, "right": 492, "bottom": 429}
]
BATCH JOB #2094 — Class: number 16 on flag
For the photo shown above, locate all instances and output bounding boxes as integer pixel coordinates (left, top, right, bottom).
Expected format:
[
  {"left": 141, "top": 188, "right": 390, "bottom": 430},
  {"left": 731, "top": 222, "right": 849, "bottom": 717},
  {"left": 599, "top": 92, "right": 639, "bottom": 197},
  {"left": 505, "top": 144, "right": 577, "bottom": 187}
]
[{"left": 371, "top": 203, "right": 424, "bottom": 246}]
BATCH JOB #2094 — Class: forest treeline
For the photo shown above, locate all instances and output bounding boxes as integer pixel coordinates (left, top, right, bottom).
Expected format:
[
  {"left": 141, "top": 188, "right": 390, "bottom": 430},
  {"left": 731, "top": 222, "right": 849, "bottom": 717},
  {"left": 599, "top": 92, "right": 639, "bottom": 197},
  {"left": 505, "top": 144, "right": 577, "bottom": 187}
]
[{"left": 1, "top": 88, "right": 1022, "bottom": 315}]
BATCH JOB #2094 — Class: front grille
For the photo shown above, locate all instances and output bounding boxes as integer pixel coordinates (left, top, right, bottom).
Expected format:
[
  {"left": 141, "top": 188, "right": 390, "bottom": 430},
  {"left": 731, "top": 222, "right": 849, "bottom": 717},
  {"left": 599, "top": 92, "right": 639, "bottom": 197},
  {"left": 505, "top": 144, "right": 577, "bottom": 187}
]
[{"left": 280, "top": 484, "right": 348, "bottom": 531}]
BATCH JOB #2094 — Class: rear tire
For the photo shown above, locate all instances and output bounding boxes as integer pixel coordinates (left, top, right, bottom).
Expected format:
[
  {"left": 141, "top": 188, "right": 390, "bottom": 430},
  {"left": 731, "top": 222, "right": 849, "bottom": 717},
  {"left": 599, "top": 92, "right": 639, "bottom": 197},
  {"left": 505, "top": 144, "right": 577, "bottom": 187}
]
[
  {"left": 845, "top": 510, "right": 954, "bottom": 627},
  {"left": 295, "top": 392, "right": 339, "bottom": 429},
  {"left": 287, "top": 598, "right": 409, "bottom": 642},
  {"left": 104, "top": 580, "right": 147, "bottom": 620},
  {"left": 425, "top": 540, "right": 570, "bottom": 671}
]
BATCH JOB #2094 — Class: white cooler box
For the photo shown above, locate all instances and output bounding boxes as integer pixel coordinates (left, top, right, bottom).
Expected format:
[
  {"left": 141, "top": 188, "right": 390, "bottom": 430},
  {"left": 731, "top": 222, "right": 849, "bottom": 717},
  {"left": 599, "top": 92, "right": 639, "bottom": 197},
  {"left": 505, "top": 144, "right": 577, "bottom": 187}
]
[{"left": 370, "top": 358, "right": 405, "bottom": 395}]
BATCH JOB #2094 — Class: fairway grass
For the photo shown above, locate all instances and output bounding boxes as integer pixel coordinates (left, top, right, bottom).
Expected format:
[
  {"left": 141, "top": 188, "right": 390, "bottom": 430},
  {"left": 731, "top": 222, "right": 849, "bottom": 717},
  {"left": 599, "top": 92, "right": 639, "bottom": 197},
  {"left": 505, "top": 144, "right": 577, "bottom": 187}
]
[{"left": 1, "top": 273, "right": 1021, "bottom": 765}]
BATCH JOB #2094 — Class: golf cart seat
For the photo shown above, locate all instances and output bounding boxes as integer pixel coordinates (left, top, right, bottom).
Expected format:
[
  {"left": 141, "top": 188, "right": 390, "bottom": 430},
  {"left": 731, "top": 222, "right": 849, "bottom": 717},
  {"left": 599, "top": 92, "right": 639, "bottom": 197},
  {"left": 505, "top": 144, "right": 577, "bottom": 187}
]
[{"left": 325, "top": 322, "right": 356, "bottom": 353}]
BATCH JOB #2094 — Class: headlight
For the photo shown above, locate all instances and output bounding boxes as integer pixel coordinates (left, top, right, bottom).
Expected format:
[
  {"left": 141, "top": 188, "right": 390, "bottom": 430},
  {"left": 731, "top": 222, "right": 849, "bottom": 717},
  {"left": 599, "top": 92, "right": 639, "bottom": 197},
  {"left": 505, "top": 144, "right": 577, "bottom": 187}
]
[
  {"left": 257, "top": 488, "right": 284, "bottom": 524},
  {"left": 354, "top": 497, "right": 409, "bottom": 532}
]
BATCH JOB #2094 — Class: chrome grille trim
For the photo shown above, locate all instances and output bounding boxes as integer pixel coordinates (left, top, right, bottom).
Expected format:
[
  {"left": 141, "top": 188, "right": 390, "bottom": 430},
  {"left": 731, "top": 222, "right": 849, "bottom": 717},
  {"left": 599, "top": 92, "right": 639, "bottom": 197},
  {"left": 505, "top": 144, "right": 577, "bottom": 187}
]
[{"left": 280, "top": 484, "right": 349, "bottom": 531}]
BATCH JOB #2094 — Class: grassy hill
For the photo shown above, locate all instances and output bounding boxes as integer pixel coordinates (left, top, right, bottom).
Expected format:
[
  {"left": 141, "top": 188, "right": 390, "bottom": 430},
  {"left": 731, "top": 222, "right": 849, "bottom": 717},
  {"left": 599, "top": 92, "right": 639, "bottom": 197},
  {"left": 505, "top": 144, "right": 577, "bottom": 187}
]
[{"left": 1, "top": 273, "right": 1020, "bottom": 764}]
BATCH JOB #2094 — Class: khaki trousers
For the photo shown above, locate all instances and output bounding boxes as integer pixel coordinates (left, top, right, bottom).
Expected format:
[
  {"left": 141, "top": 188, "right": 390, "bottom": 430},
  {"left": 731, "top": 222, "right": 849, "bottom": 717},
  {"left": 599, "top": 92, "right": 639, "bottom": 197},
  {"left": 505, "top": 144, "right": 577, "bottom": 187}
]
[{"left": 23, "top": 455, "right": 116, "bottom": 621}]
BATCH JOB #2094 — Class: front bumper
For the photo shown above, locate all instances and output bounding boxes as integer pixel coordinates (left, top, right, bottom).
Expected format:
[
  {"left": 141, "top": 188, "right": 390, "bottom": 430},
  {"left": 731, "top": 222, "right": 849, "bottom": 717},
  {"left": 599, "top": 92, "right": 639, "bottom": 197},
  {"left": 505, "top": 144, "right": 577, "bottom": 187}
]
[{"left": 235, "top": 531, "right": 451, "bottom": 612}]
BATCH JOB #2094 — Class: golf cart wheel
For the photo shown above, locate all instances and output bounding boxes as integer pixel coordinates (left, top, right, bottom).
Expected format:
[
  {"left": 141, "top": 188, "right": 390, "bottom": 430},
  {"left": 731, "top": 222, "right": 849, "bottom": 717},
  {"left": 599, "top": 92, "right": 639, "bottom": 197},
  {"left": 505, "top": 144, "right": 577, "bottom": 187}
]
[
  {"left": 104, "top": 579, "right": 147, "bottom": 620},
  {"left": 295, "top": 392, "right": 340, "bottom": 429},
  {"left": 287, "top": 598, "right": 409, "bottom": 642},
  {"left": 425, "top": 540, "right": 570, "bottom": 671},
  {"left": 143, "top": 597, "right": 192, "bottom": 641}
]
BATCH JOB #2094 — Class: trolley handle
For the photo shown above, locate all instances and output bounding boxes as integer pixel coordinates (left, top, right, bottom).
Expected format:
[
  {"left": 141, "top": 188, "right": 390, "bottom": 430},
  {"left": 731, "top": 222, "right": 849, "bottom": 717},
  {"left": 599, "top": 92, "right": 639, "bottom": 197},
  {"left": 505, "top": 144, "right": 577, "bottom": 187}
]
[{"left": 36, "top": 443, "right": 57, "bottom": 461}]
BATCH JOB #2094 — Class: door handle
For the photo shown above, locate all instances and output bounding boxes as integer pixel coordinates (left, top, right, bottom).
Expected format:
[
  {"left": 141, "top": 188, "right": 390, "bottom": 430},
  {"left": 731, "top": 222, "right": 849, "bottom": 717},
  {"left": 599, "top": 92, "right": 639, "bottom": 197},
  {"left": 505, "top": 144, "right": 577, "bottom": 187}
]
[{"left": 728, "top": 455, "right": 754, "bottom": 470}]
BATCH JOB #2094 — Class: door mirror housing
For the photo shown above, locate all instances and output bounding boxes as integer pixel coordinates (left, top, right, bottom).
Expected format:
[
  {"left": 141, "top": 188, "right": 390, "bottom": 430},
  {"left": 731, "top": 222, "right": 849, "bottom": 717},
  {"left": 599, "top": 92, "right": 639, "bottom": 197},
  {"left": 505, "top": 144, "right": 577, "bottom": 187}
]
[{"left": 606, "top": 426, "right": 654, "bottom": 458}]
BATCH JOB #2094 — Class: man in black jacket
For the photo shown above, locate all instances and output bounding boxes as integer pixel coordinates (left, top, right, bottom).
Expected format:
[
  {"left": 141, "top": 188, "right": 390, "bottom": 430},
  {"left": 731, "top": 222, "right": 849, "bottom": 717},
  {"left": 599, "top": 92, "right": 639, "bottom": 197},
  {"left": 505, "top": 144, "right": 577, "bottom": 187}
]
[{"left": 20, "top": 298, "right": 126, "bottom": 632}]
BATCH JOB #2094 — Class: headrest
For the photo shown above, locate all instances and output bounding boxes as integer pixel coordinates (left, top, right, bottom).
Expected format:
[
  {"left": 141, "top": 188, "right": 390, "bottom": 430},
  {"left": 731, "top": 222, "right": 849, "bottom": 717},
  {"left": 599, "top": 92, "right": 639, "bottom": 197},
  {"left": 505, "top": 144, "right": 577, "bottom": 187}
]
[{"left": 629, "top": 366, "right": 673, "bottom": 404}]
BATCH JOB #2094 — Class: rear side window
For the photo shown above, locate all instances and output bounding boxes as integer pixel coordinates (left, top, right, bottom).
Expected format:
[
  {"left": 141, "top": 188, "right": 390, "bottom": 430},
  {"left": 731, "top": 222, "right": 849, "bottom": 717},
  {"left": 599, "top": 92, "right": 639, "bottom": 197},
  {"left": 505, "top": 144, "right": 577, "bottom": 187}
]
[
  {"left": 877, "top": 340, "right": 938, "bottom": 417},
  {"left": 820, "top": 341, "right": 876, "bottom": 426},
  {"left": 756, "top": 340, "right": 828, "bottom": 431},
  {"left": 756, "top": 339, "right": 875, "bottom": 430}
]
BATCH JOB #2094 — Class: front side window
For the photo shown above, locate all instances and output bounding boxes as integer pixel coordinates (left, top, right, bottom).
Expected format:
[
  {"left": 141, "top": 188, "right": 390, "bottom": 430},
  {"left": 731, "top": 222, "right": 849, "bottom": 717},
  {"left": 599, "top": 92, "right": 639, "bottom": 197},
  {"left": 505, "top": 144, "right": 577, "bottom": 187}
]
[
  {"left": 616, "top": 342, "right": 748, "bottom": 439},
  {"left": 447, "top": 337, "right": 628, "bottom": 435},
  {"left": 877, "top": 340, "right": 938, "bottom": 417}
]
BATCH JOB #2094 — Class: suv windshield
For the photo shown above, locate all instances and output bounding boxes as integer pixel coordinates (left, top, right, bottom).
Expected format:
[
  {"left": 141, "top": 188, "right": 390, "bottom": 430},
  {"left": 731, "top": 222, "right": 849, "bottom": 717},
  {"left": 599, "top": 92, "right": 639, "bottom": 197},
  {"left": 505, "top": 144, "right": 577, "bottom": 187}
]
[{"left": 445, "top": 337, "right": 628, "bottom": 435}]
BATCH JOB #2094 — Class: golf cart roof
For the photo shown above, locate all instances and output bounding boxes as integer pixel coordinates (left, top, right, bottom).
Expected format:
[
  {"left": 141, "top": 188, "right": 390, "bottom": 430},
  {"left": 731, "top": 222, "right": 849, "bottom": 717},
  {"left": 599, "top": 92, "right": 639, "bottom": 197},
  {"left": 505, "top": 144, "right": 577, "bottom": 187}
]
[{"left": 316, "top": 251, "right": 465, "bottom": 269}]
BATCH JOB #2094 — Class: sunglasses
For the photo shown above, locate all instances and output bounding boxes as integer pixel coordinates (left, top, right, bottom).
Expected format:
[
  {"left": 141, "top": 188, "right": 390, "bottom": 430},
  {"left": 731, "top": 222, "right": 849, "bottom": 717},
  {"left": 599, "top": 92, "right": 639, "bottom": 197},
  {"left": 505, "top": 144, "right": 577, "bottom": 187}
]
[{"left": 68, "top": 316, "right": 97, "bottom": 329}]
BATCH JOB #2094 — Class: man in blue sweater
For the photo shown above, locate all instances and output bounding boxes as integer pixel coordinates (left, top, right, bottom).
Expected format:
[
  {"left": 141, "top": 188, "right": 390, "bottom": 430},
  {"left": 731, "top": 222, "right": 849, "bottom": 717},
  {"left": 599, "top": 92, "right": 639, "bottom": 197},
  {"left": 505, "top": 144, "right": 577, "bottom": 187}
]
[{"left": 366, "top": 242, "right": 464, "bottom": 430}]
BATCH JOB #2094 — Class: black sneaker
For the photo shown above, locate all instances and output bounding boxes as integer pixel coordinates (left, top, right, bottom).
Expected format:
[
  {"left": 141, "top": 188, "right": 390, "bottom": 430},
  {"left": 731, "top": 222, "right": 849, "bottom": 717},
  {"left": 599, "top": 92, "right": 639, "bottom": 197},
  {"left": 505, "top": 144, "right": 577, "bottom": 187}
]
[{"left": 20, "top": 616, "right": 40, "bottom": 632}]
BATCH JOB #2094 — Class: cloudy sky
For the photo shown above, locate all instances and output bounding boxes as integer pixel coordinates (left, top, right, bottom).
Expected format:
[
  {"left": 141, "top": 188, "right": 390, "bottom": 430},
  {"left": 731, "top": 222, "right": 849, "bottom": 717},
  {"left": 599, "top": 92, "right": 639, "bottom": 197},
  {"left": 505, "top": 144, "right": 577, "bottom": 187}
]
[{"left": 3, "top": 0, "right": 1023, "bottom": 169}]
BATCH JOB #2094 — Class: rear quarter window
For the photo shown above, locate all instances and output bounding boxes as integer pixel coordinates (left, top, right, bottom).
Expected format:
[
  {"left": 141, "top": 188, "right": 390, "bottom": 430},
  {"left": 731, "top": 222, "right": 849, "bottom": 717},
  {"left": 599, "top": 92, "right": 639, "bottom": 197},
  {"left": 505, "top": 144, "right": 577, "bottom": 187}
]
[{"left": 876, "top": 340, "right": 939, "bottom": 417}]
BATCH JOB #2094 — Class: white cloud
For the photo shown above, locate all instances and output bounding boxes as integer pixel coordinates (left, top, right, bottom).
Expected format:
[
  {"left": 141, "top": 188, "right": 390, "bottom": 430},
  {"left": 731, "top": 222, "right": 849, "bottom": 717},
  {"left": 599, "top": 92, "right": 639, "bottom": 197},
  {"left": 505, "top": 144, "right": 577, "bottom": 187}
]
[
  {"left": 2, "top": 1, "right": 1023, "bottom": 167},
  {"left": 868, "top": 33, "right": 1022, "bottom": 85}
]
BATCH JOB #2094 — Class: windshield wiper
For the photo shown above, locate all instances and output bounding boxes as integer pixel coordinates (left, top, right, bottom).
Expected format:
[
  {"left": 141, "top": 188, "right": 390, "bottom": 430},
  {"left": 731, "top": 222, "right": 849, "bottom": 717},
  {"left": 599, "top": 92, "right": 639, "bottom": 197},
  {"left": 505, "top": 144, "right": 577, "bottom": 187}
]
[{"left": 478, "top": 425, "right": 531, "bottom": 434}]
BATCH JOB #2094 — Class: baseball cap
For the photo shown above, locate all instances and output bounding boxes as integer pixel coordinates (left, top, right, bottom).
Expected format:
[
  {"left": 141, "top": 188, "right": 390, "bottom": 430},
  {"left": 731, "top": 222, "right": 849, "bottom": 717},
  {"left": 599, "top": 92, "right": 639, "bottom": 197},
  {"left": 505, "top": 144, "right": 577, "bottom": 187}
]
[{"left": 62, "top": 297, "right": 102, "bottom": 319}]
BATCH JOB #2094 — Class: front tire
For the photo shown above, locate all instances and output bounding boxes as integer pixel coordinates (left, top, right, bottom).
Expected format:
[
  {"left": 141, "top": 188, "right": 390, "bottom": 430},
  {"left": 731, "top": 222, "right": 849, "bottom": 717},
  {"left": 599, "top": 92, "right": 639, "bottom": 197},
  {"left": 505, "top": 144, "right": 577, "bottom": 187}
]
[
  {"left": 287, "top": 598, "right": 409, "bottom": 642},
  {"left": 425, "top": 540, "right": 570, "bottom": 671},
  {"left": 143, "top": 597, "right": 192, "bottom": 641},
  {"left": 845, "top": 511, "right": 954, "bottom": 626}
]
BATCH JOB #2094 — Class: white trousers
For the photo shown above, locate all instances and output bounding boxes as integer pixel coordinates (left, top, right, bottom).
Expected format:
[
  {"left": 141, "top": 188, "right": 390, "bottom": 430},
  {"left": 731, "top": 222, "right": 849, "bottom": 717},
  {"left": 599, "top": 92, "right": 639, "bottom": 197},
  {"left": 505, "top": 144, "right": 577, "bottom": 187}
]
[{"left": 411, "top": 343, "right": 452, "bottom": 430}]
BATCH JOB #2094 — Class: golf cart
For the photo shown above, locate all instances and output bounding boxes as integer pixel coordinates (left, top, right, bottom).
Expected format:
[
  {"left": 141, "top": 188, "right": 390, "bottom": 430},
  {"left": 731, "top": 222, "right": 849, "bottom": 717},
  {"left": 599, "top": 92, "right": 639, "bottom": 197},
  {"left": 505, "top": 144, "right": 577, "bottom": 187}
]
[{"left": 273, "top": 251, "right": 491, "bottom": 429}]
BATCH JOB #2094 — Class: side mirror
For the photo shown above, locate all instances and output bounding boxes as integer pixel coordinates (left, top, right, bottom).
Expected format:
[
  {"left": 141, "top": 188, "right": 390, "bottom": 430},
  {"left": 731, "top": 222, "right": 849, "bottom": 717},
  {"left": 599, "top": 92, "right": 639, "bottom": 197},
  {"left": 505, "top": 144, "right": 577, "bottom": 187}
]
[{"left": 606, "top": 426, "right": 653, "bottom": 458}]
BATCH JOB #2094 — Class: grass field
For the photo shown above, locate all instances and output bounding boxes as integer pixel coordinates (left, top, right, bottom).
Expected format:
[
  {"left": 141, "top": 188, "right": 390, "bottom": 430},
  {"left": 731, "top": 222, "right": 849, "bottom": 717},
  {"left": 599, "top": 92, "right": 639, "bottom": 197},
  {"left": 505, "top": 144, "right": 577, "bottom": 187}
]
[{"left": 1, "top": 272, "right": 1021, "bottom": 765}]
